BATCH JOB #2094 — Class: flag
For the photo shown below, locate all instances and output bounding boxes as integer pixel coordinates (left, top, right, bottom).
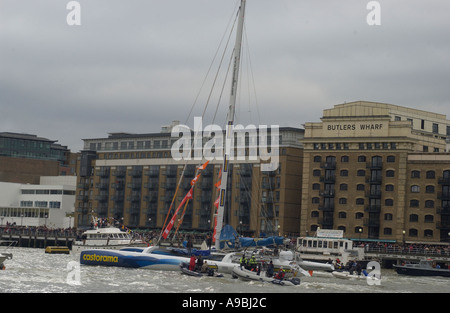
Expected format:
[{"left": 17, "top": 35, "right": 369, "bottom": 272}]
[
  {"left": 197, "top": 160, "right": 210, "bottom": 170},
  {"left": 214, "top": 195, "right": 220, "bottom": 208},
  {"left": 162, "top": 188, "right": 193, "bottom": 239},
  {"left": 214, "top": 180, "right": 221, "bottom": 189},
  {"left": 212, "top": 195, "right": 220, "bottom": 243},
  {"left": 190, "top": 173, "right": 201, "bottom": 186},
  {"left": 212, "top": 205, "right": 219, "bottom": 243}
]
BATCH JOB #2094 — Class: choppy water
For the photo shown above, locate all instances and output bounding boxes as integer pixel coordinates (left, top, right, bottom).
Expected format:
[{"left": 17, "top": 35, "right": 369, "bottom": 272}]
[{"left": 1, "top": 247, "right": 450, "bottom": 294}]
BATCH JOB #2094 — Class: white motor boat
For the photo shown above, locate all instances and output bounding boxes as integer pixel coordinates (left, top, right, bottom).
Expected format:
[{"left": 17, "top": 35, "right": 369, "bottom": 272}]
[
  {"left": 0, "top": 252, "right": 13, "bottom": 270},
  {"left": 72, "top": 227, "right": 148, "bottom": 253},
  {"left": 332, "top": 270, "right": 381, "bottom": 282}
]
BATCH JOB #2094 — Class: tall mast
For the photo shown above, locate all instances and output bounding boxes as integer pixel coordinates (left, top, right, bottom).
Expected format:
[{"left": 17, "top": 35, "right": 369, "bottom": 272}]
[{"left": 215, "top": 0, "right": 246, "bottom": 250}]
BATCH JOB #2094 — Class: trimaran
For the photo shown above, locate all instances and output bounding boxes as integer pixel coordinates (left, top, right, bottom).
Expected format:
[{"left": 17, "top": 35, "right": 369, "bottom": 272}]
[{"left": 80, "top": 0, "right": 332, "bottom": 277}]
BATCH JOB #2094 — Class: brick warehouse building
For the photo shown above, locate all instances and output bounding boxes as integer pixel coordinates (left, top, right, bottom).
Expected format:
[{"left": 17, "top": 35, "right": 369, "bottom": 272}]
[
  {"left": 74, "top": 124, "right": 304, "bottom": 237},
  {"left": 301, "top": 101, "right": 450, "bottom": 243}
]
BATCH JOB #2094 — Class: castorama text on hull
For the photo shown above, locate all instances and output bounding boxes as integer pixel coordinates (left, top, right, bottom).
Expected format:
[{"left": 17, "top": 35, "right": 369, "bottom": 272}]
[{"left": 80, "top": 246, "right": 237, "bottom": 273}]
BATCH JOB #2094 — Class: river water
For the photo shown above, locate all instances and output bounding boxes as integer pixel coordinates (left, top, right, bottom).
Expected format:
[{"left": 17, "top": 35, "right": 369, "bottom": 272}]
[{"left": 1, "top": 247, "right": 450, "bottom": 294}]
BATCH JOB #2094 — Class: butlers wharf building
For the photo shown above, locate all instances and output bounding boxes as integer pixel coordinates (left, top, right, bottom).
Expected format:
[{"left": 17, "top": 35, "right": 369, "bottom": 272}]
[{"left": 301, "top": 101, "right": 450, "bottom": 244}]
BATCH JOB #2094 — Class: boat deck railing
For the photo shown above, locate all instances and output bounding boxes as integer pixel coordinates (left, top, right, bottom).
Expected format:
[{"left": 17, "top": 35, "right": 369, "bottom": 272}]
[{"left": 365, "top": 246, "right": 450, "bottom": 258}]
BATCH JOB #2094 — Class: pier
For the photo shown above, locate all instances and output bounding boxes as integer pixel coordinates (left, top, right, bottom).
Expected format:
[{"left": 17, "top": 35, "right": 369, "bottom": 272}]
[
  {"left": 364, "top": 246, "right": 450, "bottom": 268},
  {"left": 0, "top": 228, "right": 76, "bottom": 249}
]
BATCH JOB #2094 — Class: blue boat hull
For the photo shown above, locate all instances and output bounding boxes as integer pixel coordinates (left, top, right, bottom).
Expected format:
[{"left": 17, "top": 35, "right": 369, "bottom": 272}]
[{"left": 80, "top": 249, "right": 186, "bottom": 270}]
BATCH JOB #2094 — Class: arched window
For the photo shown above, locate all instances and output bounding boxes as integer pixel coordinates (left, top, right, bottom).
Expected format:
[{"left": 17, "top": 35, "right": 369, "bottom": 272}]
[
  {"left": 424, "top": 215, "right": 434, "bottom": 223},
  {"left": 425, "top": 185, "right": 435, "bottom": 193},
  {"left": 411, "top": 170, "right": 420, "bottom": 178},
  {"left": 409, "top": 214, "right": 419, "bottom": 222},
  {"left": 386, "top": 155, "right": 395, "bottom": 163}
]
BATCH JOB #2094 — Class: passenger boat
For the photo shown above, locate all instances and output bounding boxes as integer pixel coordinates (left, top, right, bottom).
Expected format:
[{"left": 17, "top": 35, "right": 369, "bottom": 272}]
[
  {"left": 72, "top": 227, "right": 148, "bottom": 253},
  {"left": 394, "top": 259, "right": 450, "bottom": 277},
  {"left": 231, "top": 266, "right": 300, "bottom": 286},
  {"left": 296, "top": 229, "right": 365, "bottom": 266}
]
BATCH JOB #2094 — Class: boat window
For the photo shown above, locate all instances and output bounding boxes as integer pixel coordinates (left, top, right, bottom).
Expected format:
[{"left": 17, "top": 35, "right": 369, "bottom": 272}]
[
  {"left": 323, "top": 241, "right": 328, "bottom": 248},
  {"left": 312, "top": 240, "right": 317, "bottom": 248},
  {"left": 118, "top": 234, "right": 123, "bottom": 238},
  {"left": 340, "top": 241, "right": 344, "bottom": 248},
  {"left": 308, "top": 240, "right": 312, "bottom": 247},
  {"left": 318, "top": 240, "right": 323, "bottom": 248},
  {"left": 333, "top": 242, "right": 338, "bottom": 249},
  {"left": 345, "top": 242, "right": 348, "bottom": 249},
  {"left": 113, "top": 234, "right": 118, "bottom": 238}
]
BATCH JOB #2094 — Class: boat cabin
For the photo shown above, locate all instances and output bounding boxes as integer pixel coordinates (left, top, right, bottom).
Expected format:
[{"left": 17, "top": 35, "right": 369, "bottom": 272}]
[{"left": 296, "top": 229, "right": 364, "bottom": 264}]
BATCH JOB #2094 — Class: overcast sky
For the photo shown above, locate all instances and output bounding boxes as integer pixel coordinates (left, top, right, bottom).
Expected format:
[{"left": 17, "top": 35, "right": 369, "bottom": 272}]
[{"left": 1, "top": 0, "right": 450, "bottom": 152}]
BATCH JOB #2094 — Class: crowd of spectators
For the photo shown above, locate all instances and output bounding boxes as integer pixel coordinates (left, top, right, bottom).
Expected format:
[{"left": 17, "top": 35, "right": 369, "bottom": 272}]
[{"left": 353, "top": 241, "right": 450, "bottom": 256}]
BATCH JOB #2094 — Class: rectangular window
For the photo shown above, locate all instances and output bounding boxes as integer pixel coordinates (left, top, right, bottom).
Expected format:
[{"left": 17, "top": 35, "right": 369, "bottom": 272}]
[
  {"left": 34, "top": 201, "right": 48, "bottom": 208},
  {"left": 432, "top": 123, "right": 439, "bottom": 134}
]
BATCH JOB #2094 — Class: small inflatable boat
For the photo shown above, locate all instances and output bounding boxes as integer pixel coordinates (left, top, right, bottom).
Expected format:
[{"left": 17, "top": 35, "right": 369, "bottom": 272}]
[
  {"left": 232, "top": 266, "right": 300, "bottom": 286},
  {"left": 179, "top": 262, "right": 224, "bottom": 277}
]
